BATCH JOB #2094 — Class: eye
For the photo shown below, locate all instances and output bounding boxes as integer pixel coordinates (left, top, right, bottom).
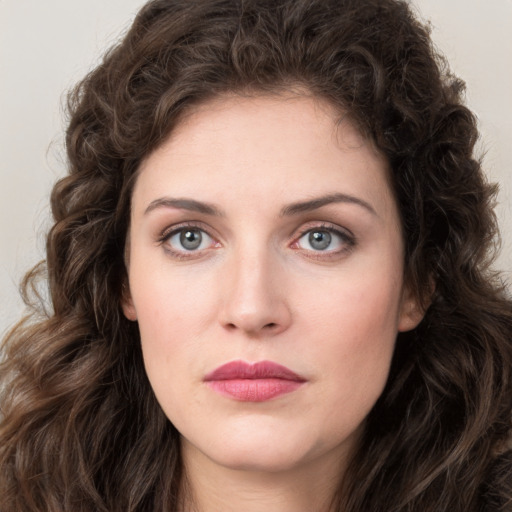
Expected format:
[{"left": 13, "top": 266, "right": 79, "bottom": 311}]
[
  {"left": 302, "top": 230, "right": 334, "bottom": 251},
  {"left": 295, "top": 227, "right": 354, "bottom": 253},
  {"left": 163, "top": 227, "right": 216, "bottom": 253}
]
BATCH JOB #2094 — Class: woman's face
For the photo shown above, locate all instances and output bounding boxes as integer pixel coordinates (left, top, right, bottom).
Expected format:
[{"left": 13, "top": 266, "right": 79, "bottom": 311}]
[{"left": 123, "top": 94, "right": 422, "bottom": 476}]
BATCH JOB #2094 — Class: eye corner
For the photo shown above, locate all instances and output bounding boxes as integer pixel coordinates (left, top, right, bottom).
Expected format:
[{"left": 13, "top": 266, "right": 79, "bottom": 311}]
[
  {"left": 290, "top": 222, "right": 357, "bottom": 260},
  {"left": 158, "top": 222, "right": 221, "bottom": 260}
]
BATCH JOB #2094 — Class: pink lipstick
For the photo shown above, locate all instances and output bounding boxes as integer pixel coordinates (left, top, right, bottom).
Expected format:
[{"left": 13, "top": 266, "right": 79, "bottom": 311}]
[{"left": 204, "top": 360, "right": 306, "bottom": 402}]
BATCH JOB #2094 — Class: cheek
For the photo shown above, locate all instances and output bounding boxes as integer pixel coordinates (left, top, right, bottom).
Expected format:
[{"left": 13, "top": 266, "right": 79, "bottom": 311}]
[
  {"left": 304, "top": 257, "right": 402, "bottom": 340},
  {"left": 129, "top": 263, "right": 219, "bottom": 386},
  {"left": 131, "top": 259, "right": 214, "bottom": 331},
  {"left": 303, "top": 270, "right": 402, "bottom": 408}
]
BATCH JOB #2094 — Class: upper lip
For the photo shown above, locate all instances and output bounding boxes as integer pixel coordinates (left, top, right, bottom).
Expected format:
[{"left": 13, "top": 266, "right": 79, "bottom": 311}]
[{"left": 204, "top": 360, "right": 306, "bottom": 382}]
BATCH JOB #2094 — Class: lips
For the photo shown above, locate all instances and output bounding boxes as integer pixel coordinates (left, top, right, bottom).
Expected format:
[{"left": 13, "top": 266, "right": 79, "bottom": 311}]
[{"left": 204, "top": 360, "right": 306, "bottom": 402}]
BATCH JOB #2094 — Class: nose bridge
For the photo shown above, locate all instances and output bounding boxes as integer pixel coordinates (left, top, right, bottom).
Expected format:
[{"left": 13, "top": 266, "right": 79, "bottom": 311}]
[{"left": 219, "top": 239, "right": 290, "bottom": 335}]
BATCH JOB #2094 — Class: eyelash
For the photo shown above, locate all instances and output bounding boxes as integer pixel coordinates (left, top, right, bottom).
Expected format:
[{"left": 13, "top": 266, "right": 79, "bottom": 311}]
[
  {"left": 292, "top": 223, "right": 356, "bottom": 260},
  {"left": 157, "top": 222, "right": 356, "bottom": 260},
  {"left": 158, "top": 221, "right": 219, "bottom": 260}
]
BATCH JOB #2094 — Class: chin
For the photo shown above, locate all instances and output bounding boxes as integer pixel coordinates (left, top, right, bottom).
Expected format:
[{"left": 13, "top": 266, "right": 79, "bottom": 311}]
[
  {"left": 181, "top": 419, "right": 339, "bottom": 476},
  {"left": 205, "top": 442, "right": 311, "bottom": 474}
]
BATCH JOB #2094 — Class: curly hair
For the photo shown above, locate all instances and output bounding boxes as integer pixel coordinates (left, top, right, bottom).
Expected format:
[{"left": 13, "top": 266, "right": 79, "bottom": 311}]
[{"left": 1, "top": 0, "right": 511, "bottom": 510}]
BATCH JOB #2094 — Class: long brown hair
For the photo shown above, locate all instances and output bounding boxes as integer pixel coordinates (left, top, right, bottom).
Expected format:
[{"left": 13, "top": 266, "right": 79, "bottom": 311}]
[{"left": 1, "top": 0, "right": 511, "bottom": 510}]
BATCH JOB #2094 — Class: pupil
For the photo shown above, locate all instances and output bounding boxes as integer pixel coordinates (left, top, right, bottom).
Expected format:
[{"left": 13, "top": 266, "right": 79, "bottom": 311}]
[
  {"left": 180, "top": 229, "right": 202, "bottom": 250},
  {"left": 309, "top": 231, "right": 331, "bottom": 250}
]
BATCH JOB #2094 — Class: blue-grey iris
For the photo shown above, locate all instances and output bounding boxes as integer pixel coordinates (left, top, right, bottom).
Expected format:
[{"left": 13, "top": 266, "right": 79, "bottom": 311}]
[
  {"left": 180, "top": 229, "right": 202, "bottom": 250},
  {"left": 309, "top": 231, "right": 331, "bottom": 250}
]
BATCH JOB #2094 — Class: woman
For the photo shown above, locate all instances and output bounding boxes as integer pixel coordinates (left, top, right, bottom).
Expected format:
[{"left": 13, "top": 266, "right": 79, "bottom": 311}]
[{"left": 1, "top": 0, "right": 511, "bottom": 510}]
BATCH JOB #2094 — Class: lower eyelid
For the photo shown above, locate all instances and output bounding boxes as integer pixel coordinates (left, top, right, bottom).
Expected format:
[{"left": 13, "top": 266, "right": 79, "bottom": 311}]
[
  {"left": 170, "top": 229, "right": 212, "bottom": 250},
  {"left": 158, "top": 223, "right": 354, "bottom": 259},
  {"left": 295, "top": 226, "right": 354, "bottom": 247},
  {"left": 298, "top": 232, "right": 355, "bottom": 255},
  {"left": 157, "top": 223, "right": 219, "bottom": 255}
]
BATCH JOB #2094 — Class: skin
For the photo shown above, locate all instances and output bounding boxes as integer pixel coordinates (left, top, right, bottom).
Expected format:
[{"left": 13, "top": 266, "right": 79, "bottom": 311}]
[{"left": 123, "top": 94, "right": 423, "bottom": 512}]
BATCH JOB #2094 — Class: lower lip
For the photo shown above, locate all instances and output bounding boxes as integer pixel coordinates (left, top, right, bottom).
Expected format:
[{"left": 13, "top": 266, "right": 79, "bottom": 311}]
[{"left": 206, "top": 379, "right": 304, "bottom": 402}]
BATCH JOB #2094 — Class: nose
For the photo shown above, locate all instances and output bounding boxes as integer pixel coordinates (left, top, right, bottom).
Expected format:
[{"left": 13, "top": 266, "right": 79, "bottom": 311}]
[{"left": 218, "top": 249, "right": 292, "bottom": 337}]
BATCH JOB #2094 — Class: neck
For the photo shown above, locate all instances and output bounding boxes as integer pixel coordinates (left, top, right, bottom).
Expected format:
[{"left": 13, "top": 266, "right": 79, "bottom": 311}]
[{"left": 179, "top": 439, "right": 348, "bottom": 512}]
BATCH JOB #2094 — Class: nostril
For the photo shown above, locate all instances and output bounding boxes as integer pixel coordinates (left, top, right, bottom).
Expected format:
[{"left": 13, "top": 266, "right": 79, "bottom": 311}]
[{"left": 221, "top": 317, "right": 285, "bottom": 333}]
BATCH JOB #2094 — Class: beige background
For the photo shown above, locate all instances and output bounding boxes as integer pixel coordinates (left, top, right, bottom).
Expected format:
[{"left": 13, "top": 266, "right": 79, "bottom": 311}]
[{"left": 1, "top": 0, "right": 511, "bottom": 335}]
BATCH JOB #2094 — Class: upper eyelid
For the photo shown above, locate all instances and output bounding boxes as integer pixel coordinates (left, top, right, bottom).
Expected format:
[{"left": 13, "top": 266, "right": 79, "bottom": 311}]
[
  {"left": 292, "top": 223, "right": 357, "bottom": 253},
  {"left": 291, "top": 225, "right": 357, "bottom": 261},
  {"left": 159, "top": 224, "right": 219, "bottom": 258},
  {"left": 159, "top": 221, "right": 216, "bottom": 241},
  {"left": 293, "top": 222, "right": 354, "bottom": 239},
  {"left": 157, "top": 220, "right": 354, "bottom": 245}
]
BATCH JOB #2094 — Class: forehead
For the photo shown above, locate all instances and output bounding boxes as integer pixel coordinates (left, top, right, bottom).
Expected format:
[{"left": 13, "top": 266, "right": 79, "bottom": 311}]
[
  {"left": 160, "top": 92, "right": 368, "bottom": 160},
  {"left": 133, "top": 93, "right": 396, "bottom": 220}
]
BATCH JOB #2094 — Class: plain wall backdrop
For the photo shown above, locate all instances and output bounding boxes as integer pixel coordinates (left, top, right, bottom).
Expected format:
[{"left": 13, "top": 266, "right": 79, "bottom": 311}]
[{"left": 1, "top": 0, "right": 511, "bottom": 335}]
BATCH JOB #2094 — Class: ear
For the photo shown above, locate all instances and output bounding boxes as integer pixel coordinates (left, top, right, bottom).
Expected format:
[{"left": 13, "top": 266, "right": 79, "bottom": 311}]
[
  {"left": 397, "top": 284, "right": 428, "bottom": 333},
  {"left": 121, "top": 233, "right": 137, "bottom": 321},
  {"left": 121, "top": 281, "right": 138, "bottom": 321}
]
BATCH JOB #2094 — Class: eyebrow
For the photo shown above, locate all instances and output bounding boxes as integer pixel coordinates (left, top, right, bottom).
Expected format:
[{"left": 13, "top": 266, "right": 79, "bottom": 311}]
[
  {"left": 280, "top": 193, "right": 377, "bottom": 217},
  {"left": 144, "top": 197, "right": 225, "bottom": 216},
  {"left": 144, "top": 192, "right": 377, "bottom": 218}
]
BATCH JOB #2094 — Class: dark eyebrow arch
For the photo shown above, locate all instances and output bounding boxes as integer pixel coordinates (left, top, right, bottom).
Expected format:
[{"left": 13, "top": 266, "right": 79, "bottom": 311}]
[
  {"left": 280, "top": 193, "right": 377, "bottom": 217},
  {"left": 144, "top": 197, "right": 225, "bottom": 216}
]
